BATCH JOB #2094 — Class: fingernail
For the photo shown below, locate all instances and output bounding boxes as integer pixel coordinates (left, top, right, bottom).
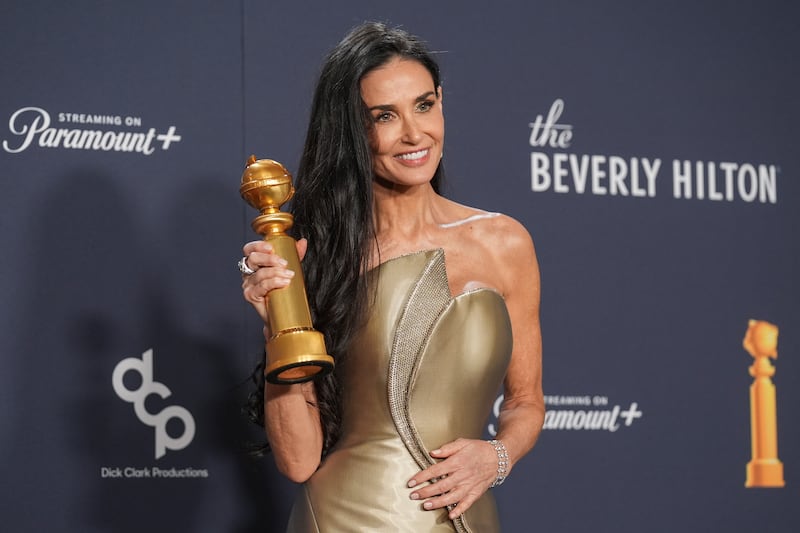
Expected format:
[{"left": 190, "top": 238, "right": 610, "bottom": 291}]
[
  {"left": 423, "top": 502, "right": 433, "bottom": 510},
  {"left": 407, "top": 480, "right": 417, "bottom": 488},
  {"left": 431, "top": 449, "right": 441, "bottom": 454},
  {"left": 276, "top": 277, "right": 291, "bottom": 286},
  {"left": 278, "top": 258, "right": 288, "bottom": 266},
  {"left": 409, "top": 492, "right": 419, "bottom": 500}
]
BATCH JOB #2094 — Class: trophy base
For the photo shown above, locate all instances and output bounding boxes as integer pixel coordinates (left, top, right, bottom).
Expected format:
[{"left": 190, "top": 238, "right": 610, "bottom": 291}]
[
  {"left": 265, "top": 357, "right": 335, "bottom": 384},
  {"left": 265, "top": 329, "right": 334, "bottom": 385},
  {"left": 745, "top": 459, "right": 785, "bottom": 488}
]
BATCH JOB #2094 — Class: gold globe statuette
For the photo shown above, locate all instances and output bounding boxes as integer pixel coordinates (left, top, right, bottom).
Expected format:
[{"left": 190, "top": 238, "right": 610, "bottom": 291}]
[
  {"left": 240, "top": 156, "right": 333, "bottom": 384},
  {"left": 743, "top": 319, "right": 785, "bottom": 488}
]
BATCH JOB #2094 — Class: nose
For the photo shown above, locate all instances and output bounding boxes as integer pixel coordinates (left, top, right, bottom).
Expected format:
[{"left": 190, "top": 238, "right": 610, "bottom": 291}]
[{"left": 401, "top": 116, "right": 423, "bottom": 144}]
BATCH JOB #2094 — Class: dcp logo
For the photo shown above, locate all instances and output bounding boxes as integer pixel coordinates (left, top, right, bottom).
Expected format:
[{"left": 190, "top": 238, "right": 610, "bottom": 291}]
[{"left": 112, "top": 348, "right": 196, "bottom": 459}]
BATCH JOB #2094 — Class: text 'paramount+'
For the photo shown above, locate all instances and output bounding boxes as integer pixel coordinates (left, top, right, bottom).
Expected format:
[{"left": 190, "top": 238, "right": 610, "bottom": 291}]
[
  {"left": 2, "top": 107, "right": 181, "bottom": 155},
  {"left": 528, "top": 99, "right": 778, "bottom": 204},
  {"left": 487, "top": 394, "right": 643, "bottom": 434}
]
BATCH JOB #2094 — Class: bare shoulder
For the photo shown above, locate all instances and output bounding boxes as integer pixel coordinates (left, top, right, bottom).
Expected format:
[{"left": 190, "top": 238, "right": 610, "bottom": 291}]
[
  {"left": 464, "top": 210, "right": 537, "bottom": 296},
  {"left": 489, "top": 213, "right": 535, "bottom": 258},
  {"left": 437, "top": 199, "right": 538, "bottom": 296},
  {"left": 452, "top": 207, "right": 535, "bottom": 263}
]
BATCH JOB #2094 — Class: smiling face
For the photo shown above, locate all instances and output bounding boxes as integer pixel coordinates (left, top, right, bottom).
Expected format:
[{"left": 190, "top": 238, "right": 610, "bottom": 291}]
[{"left": 360, "top": 57, "right": 444, "bottom": 188}]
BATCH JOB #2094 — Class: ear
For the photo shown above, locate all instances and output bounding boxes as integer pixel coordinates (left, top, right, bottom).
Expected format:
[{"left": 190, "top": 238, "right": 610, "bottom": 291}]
[{"left": 437, "top": 85, "right": 443, "bottom": 104}]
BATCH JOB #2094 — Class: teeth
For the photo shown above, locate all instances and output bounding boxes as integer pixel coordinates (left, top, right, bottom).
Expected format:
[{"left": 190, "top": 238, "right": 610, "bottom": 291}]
[{"left": 396, "top": 149, "right": 428, "bottom": 161}]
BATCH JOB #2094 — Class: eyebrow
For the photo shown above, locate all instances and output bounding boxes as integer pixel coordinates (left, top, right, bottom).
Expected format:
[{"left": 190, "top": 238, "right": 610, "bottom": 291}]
[{"left": 367, "top": 91, "right": 437, "bottom": 112}]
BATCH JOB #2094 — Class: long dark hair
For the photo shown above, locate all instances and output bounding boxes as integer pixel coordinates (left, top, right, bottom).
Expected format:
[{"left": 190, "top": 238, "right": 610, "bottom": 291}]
[{"left": 247, "top": 22, "right": 444, "bottom": 457}]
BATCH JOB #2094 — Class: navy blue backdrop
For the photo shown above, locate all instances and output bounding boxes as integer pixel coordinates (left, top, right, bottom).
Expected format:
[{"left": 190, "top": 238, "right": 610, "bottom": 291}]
[{"left": 1, "top": 1, "right": 798, "bottom": 531}]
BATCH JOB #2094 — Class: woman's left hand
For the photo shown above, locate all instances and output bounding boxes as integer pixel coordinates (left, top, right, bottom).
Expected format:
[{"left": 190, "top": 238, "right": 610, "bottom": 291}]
[{"left": 407, "top": 438, "right": 499, "bottom": 519}]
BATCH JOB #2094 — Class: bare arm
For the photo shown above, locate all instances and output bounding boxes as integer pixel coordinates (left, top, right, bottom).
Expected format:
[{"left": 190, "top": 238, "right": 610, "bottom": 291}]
[
  {"left": 494, "top": 219, "right": 545, "bottom": 471},
  {"left": 407, "top": 216, "right": 544, "bottom": 518},
  {"left": 263, "top": 381, "right": 323, "bottom": 482},
  {"left": 242, "top": 239, "right": 324, "bottom": 482}
]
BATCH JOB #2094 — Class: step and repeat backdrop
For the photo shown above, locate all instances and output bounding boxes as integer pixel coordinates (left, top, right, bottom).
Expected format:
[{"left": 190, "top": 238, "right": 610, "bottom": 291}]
[{"left": 1, "top": 1, "right": 797, "bottom": 531}]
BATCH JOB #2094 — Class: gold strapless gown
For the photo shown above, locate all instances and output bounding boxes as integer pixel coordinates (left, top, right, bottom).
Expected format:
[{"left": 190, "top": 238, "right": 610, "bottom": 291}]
[{"left": 286, "top": 249, "right": 513, "bottom": 532}]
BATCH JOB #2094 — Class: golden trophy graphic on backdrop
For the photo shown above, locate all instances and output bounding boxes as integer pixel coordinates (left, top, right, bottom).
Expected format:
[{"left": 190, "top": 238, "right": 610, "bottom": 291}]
[
  {"left": 743, "top": 319, "right": 785, "bottom": 488},
  {"left": 240, "top": 156, "right": 333, "bottom": 384}
]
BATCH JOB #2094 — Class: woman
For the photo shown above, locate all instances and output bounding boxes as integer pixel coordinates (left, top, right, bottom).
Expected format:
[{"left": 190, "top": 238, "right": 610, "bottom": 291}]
[{"left": 241, "top": 22, "right": 544, "bottom": 532}]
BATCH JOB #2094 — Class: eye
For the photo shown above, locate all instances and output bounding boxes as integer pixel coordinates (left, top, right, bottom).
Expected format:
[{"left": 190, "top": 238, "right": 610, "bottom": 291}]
[
  {"left": 374, "top": 111, "right": 394, "bottom": 123},
  {"left": 417, "top": 100, "right": 435, "bottom": 112}
]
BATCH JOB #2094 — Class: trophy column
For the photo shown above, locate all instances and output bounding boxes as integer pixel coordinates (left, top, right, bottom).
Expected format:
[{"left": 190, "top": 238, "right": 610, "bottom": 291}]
[
  {"left": 743, "top": 319, "right": 785, "bottom": 488},
  {"left": 240, "top": 156, "right": 334, "bottom": 384}
]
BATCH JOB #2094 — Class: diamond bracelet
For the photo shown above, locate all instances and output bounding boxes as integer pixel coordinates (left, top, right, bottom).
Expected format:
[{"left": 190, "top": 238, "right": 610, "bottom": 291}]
[{"left": 488, "top": 439, "right": 509, "bottom": 488}]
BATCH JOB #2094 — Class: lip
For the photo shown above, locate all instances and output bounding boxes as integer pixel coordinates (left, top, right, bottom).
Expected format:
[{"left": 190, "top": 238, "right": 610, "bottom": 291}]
[{"left": 393, "top": 148, "right": 431, "bottom": 167}]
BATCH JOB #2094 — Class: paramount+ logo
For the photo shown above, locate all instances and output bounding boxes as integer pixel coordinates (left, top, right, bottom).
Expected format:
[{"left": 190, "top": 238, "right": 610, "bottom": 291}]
[
  {"left": 112, "top": 348, "right": 196, "bottom": 459},
  {"left": 2, "top": 107, "right": 181, "bottom": 156}
]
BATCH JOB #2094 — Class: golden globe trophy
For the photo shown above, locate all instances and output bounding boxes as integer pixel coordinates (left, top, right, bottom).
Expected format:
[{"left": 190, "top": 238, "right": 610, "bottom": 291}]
[
  {"left": 743, "top": 319, "right": 785, "bottom": 488},
  {"left": 240, "top": 156, "right": 333, "bottom": 384}
]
